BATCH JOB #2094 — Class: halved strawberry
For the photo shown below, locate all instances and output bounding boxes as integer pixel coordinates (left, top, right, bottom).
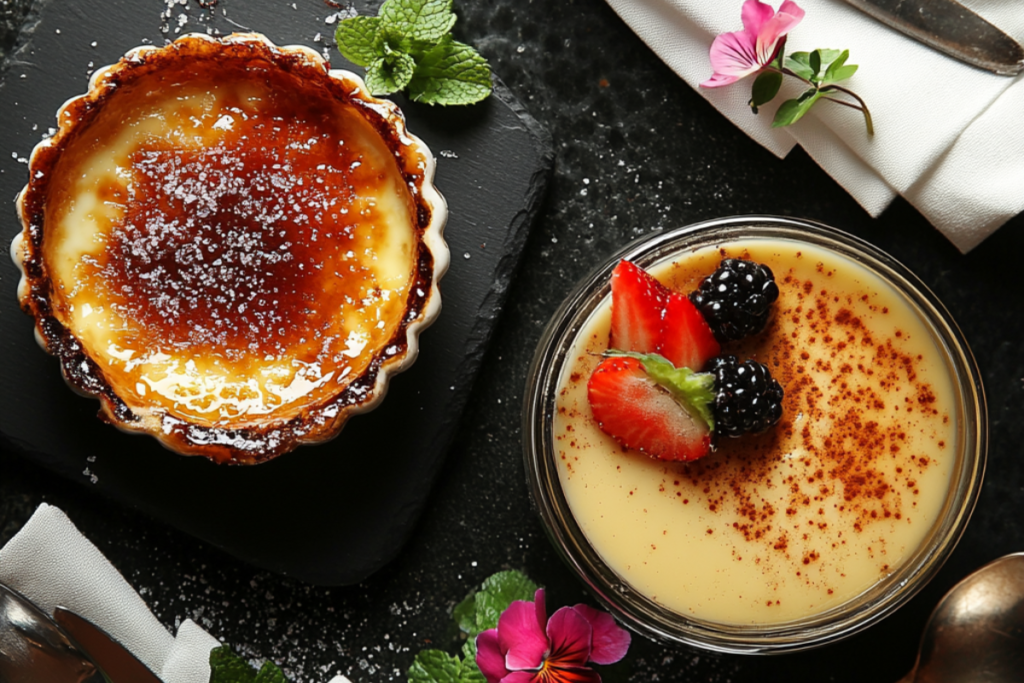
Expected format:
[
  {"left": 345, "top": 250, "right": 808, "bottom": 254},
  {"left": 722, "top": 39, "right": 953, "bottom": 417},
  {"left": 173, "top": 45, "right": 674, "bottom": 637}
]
[
  {"left": 609, "top": 260, "right": 668, "bottom": 354},
  {"left": 661, "top": 292, "right": 720, "bottom": 371},
  {"left": 609, "top": 260, "right": 720, "bottom": 371},
  {"left": 587, "top": 356, "right": 711, "bottom": 461}
]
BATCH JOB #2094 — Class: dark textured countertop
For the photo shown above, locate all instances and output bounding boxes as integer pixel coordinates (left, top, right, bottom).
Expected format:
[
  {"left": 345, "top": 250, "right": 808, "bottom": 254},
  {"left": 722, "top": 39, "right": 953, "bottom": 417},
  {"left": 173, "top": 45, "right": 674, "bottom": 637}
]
[{"left": 2, "top": 1, "right": 1023, "bottom": 681}]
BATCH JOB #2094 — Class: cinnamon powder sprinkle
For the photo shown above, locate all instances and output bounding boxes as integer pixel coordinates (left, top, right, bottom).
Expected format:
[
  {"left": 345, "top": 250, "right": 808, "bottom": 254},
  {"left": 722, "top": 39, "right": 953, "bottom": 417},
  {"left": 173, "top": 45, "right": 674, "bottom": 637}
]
[{"left": 654, "top": 252, "right": 951, "bottom": 578}]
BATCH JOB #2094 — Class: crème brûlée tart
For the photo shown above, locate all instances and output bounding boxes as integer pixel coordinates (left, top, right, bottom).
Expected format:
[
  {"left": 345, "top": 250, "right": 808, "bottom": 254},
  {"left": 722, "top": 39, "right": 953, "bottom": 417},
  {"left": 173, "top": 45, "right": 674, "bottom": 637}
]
[{"left": 11, "top": 33, "right": 449, "bottom": 464}]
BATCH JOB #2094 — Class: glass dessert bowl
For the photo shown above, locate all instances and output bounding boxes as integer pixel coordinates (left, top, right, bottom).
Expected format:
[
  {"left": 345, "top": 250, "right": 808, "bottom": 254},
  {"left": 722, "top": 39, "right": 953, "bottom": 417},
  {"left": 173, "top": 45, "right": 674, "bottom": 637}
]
[
  {"left": 523, "top": 216, "right": 986, "bottom": 653},
  {"left": 11, "top": 33, "right": 448, "bottom": 464}
]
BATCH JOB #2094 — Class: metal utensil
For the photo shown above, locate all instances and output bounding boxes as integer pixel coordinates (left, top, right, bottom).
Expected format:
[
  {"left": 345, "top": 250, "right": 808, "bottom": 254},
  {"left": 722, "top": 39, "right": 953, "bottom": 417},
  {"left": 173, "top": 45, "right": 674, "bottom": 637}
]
[
  {"left": 0, "top": 583, "right": 103, "bottom": 683},
  {"left": 843, "top": 0, "right": 1024, "bottom": 75},
  {"left": 54, "top": 607, "right": 164, "bottom": 683},
  {"left": 900, "top": 553, "right": 1024, "bottom": 683}
]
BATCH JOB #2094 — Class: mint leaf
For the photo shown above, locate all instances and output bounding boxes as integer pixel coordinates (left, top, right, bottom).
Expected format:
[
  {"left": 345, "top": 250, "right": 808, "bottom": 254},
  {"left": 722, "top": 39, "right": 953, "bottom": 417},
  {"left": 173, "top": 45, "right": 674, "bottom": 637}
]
[
  {"left": 460, "top": 637, "right": 478, "bottom": 663},
  {"left": 471, "top": 570, "right": 538, "bottom": 635},
  {"left": 453, "top": 593, "right": 478, "bottom": 635},
  {"left": 407, "top": 39, "right": 492, "bottom": 105},
  {"left": 380, "top": 0, "right": 456, "bottom": 45},
  {"left": 605, "top": 351, "right": 716, "bottom": 431},
  {"left": 408, "top": 649, "right": 485, "bottom": 683},
  {"left": 749, "top": 71, "right": 783, "bottom": 114},
  {"left": 365, "top": 49, "right": 417, "bottom": 95},
  {"left": 253, "top": 662, "right": 288, "bottom": 683},
  {"left": 408, "top": 650, "right": 460, "bottom": 683},
  {"left": 209, "top": 646, "right": 290, "bottom": 683},
  {"left": 772, "top": 89, "right": 822, "bottom": 127},
  {"left": 209, "top": 646, "right": 258, "bottom": 683},
  {"left": 335, "top": 16, "right": 383, "bottom": 66}
]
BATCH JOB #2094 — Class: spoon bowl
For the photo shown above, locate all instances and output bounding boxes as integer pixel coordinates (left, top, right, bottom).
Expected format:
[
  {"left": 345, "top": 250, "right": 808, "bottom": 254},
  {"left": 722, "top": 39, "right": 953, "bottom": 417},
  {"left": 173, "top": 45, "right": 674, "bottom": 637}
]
[
  {"left": 0, "top": 582, "right": 102, "bottom": 683},
  {"left": 903, "top": 553, "right": 1024, "bottom": 683}
]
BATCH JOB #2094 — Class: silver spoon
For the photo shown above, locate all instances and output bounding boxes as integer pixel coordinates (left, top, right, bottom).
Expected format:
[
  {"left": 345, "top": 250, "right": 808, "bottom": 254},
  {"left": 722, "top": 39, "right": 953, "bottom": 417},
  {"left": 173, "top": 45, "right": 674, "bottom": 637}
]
[
  {"left": 0, "top": 582, "right": 103, "bottom": 683},
  {"left": 900, "top": 553, "right": 1024, "bottom": 683}
]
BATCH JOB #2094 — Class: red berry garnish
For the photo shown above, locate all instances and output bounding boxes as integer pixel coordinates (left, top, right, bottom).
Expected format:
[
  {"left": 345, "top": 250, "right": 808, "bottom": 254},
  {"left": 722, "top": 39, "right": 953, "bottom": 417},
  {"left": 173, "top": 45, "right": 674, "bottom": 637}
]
[
  {"left": 587, "top": 356, "right": 711, "bottom": 462},
  {"left": 609, "top": 260, "right": 720, "bottom": 369}
]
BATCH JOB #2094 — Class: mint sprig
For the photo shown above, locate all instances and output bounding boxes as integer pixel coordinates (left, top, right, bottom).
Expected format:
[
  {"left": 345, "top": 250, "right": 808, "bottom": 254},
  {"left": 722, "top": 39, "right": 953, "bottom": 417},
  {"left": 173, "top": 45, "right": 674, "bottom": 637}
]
[
  {"left": 335, "top": 0, "right": 491, "bottom": 106},
  {"left": 408, "top": 570, "right": 538, "bottom": 683},
  {"left": 408, "top": 649, "right": 486, "bottom": 683},
  {"left": 605, "top": 350, "right": 717, "bottom": 431},
  {"left": 209, "top": 646, "right": 289, "bottom": 683}
]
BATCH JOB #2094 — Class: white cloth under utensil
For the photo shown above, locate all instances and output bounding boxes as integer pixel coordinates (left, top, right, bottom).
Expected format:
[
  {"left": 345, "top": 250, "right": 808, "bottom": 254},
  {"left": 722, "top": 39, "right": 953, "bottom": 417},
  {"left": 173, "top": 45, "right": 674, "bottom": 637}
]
[
  {"left": 0, "top": 504, "right": 352, "bottom": 683},
  {"left": 604, "top": 0, "right": 1024, "bottom": 252}
]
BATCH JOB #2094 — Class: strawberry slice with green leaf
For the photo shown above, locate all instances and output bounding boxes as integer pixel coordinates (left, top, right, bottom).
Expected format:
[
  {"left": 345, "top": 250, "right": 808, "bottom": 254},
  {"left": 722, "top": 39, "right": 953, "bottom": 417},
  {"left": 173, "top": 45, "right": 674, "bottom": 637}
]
[{"left": 587, "top": 352, "right": 715, "bottom": 461}]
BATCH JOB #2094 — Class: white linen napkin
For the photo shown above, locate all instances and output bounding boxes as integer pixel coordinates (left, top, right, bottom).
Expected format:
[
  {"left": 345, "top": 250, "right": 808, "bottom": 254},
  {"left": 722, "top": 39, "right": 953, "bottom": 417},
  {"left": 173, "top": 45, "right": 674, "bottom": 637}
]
[
  {"left": 0, "top": 503, "right": 352, "bottom": 683},
  {"left": 604, "top": 0, "right": 1024, "bottom": 252}
]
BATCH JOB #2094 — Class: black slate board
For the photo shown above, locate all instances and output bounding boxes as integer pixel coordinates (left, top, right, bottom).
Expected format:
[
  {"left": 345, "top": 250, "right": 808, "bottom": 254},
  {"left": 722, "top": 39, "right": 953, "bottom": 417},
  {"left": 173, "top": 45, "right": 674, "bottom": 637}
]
[{"left": 0, "top": 0, "right": 552, "bottom": 584}]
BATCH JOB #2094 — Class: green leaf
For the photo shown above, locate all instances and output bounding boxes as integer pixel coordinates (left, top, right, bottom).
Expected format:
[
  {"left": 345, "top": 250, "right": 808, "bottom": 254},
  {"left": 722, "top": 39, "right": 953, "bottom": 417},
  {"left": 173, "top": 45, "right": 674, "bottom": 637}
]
[
  {"left": 749, "top": 71, "right": 783, "bottom": 114},
  {"left": 821, "top": 50, "right": 853, "bottom": 84},
  {"left": 365, "top": 48, "right": 417, "bottom": 95},
  {"left": 407, "top": 649, "right": 484, "bottom": 683},
  {"left": 808, "top": 49, "right": 821, "bottom": 79},
  {"left": 209, "top": 646, "right": 259, "bottom": 683},
  {"left": 453, "top": 593, "right": 478, "bottom": 635},
  {"left": 335, "top": 16, "right": 384, "bottom": 66},
  {"left": 826, "top": 64, "right": 858, "bottom": 83},
  {"left": 605, "top": 351, "right": 716, "bottom": 431},
  {"left": 407, "top": 39, "right": 492, "bottom": 105},
  {"left": 785, "top": 52, "right": 814, "bottom": 81},
  {"left": 772, "top": 89, "right": 823, "bottom": 128},
  {"left": 816, "top": 49, "right": 843, "bottom": 70},
  {"left": 381, "top": 0, "right": 456, "bottom": 44},
  {"left": 823, "top": 49, "right": 847, "bottom": 76},
  {"left": 460, "top": 637, "right": 478, "bottom": 663},
  {"left": 470, "top": 570, "right": 539, "bottom": 634},
  {"left": 253, "top": 662, "right": 288, "bottom": 683},
  {"left": 408, "top": 650, "right": 461, "bottom": 683}
]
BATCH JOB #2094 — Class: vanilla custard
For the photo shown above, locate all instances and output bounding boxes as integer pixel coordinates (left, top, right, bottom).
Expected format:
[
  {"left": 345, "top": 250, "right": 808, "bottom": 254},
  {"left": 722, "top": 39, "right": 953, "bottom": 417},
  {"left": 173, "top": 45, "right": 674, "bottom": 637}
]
[
  {"left": 553, "top": 239, "right": 957, "bottom": 624},
  {"left": 14, "top": 35, "right": 447, "bottom": 463}
]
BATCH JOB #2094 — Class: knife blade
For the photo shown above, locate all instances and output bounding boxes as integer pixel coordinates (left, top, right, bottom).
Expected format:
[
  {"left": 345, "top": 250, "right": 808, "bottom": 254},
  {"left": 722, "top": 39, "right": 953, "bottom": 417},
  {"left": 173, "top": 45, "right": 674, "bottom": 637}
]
[
  {"left": 52, "top": 607, "right": 164, "bottom": 683},
  {"left": 842, "top": 0, "right": 1024, "bottom": 75}
]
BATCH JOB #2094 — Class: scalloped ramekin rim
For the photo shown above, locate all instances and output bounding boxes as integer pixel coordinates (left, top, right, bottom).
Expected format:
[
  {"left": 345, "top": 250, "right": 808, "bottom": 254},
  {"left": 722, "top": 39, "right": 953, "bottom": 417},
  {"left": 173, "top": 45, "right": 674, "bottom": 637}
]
[{"left": 11, "top": 32, "right": 449, "bottom": 464}]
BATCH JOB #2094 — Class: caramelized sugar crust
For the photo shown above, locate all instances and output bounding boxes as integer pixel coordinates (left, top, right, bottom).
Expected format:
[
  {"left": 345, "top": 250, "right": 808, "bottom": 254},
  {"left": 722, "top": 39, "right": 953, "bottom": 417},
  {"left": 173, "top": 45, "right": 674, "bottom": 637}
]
[{"left": 15, "top": 34, "right": 446, "bottom": 464}]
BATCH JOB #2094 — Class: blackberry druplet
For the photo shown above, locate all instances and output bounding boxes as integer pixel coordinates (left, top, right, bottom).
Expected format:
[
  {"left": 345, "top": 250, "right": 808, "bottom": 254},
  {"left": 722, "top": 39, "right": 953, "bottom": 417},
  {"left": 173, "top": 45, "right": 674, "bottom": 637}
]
[
  {"left": 690, "top": 258, "right": 779, "bottom": 342},
  {"left": 708, "top": 355, "right": 784, "bottom": 438}
]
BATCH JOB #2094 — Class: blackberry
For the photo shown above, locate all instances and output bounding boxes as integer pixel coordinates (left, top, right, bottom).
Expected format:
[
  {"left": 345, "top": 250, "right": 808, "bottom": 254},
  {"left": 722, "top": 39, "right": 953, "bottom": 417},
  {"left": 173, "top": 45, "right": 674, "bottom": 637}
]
[
  {"left": 689, "top": 259, "right": 779, "bottom": 342},
  {"left": 708, "top": 355, "right": 784, "bottom": 437}
]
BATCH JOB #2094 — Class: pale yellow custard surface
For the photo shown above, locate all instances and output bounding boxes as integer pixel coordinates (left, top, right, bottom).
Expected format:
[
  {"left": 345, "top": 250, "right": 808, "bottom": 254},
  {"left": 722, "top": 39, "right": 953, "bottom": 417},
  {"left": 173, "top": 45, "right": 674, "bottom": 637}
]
[{"left": 553, "top": 239, "right": 957, "bottom": 625}]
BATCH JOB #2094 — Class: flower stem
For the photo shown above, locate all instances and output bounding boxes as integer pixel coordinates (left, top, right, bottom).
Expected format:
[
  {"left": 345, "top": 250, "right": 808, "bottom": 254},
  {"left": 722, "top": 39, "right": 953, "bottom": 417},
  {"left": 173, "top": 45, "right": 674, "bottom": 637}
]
[
  {"left": 820, "top": 85, "right": 874, "bottom": 135},
  {"left": 768, "top": 67, "right": 874, "bottom": 135}
]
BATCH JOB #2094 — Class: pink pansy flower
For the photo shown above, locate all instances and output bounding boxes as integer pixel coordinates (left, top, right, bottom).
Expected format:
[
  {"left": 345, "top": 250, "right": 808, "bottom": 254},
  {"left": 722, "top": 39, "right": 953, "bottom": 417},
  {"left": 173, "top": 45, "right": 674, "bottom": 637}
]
[
  {"left": 475, "top": 589, "right": 630, "bottom": 683},
  {"left": 701, "top": 0, "right": 805, "bottom": 88}
]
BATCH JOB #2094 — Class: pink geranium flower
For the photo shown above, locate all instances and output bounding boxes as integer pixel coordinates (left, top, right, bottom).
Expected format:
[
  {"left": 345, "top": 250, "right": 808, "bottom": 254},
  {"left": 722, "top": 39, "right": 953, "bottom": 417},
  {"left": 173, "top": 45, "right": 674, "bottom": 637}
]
[
  {"left": 475, "top": 589, "right": 630, "bottom": 683},
  {"left": 701, "top": 0, "right": 805, "bottom": 88}
]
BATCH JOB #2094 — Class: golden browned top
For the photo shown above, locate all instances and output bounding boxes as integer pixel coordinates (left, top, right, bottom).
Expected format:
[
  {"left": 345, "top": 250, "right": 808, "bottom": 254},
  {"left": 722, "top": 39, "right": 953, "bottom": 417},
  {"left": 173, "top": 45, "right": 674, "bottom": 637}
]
[{"left": 15, "top": 34, "right": 444, "bottom": 464}]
